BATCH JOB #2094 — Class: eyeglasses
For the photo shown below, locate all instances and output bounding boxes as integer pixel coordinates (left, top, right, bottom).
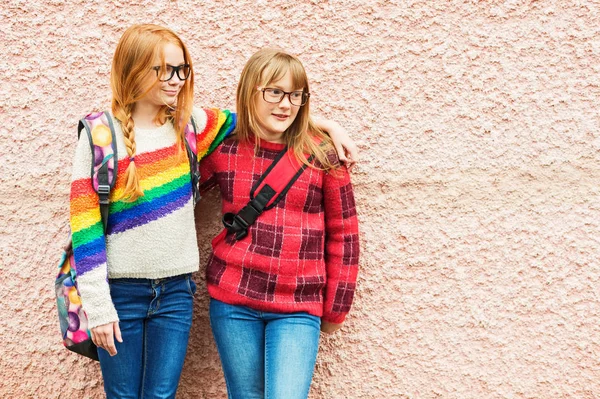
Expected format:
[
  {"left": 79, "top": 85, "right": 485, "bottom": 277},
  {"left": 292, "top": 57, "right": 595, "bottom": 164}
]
[
  {"left": 258, "top": 87, "right": 310, "bottom": 106},
  {"left": 152, "top": 64, "right": 191, "bottom": 82}
]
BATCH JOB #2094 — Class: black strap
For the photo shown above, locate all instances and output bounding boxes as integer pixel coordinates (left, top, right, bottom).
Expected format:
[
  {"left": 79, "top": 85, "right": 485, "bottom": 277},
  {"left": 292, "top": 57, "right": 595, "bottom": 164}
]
[
  {"left": 222, "top": 147, "right": 312, "bottom": 240},
  {"left": 184, "top": 117, "right": 200, "bottom": 205},
  {"left": 97, "top": 162, "right": 110, "bottom": 232}
]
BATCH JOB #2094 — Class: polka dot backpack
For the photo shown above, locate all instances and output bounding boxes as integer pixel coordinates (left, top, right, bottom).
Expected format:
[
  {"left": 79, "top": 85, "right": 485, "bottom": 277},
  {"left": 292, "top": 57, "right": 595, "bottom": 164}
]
[{"left": 55, "top": 111, "right": 198, "bottom": 360}]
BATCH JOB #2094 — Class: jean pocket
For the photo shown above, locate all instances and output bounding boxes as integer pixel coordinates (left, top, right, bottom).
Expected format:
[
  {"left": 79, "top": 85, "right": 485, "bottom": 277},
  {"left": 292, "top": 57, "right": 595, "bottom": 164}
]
[{"left": 186, "top": 276, "right": 197, "bottom": 296}]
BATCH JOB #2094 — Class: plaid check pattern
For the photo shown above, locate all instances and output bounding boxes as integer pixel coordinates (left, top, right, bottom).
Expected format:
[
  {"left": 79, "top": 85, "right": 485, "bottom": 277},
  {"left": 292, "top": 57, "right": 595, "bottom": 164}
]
[
  {"left": 250, "top": 221, "right": 284, "bottom": 257},
  {"left": 199, "top": 137, "right": 359, "bottom": 323},
  {"left": 340, "top": 183, "right": 357, "bottom": 218},
  {"left": 206, "top": 253, "right": 227, "bottom": 286},
  {"left": 303, "top": 183, "right": 323, "bottom": 213},
  {"left": 332, "top": 281, "right": 356, "bottom": 313},
  {"left": 238, "top": 267, "right": 278, "bottom": 301},
  {"left": 343, "top": 234, "right": 360, "bottom": 266},
  {"left": 295, "top": 275, "right": 326, "bottom": 303},
  {"left": 299, "top": 229, "right": 324, "bottom": 260}
]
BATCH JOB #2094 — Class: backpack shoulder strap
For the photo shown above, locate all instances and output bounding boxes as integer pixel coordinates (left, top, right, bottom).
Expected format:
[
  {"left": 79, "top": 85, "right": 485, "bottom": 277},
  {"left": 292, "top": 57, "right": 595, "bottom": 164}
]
[
  {"left": 183, "top": 116, "right": 200, "bottom": 205},
  {"left": 222, "top": 146, "right": 315, "bottom": 240},
  {"left": 78, "top": 111, "right": 118, "bottom": 232}
]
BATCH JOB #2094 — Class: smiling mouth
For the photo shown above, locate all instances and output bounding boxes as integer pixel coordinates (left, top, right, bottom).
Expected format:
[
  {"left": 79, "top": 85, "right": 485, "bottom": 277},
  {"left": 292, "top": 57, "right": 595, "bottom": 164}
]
[{"left": 272, "top": 114, "right": 289, "bottom": 119}]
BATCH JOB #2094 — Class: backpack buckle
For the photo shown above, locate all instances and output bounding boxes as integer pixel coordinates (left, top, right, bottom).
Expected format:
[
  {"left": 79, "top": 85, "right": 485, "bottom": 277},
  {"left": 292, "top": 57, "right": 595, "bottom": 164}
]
[{"left": 98, "top": 184, "right": 110, "bottom": 204}]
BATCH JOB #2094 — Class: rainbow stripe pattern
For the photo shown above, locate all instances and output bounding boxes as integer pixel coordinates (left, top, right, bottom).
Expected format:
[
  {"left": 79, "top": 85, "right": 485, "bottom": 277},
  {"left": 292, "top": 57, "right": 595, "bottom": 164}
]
[
  {"left": 198, "top": 108, "right": 236, "bottom": 159},
  {"left": 69, "top": 108, "right": 236, "bottom": 278}
]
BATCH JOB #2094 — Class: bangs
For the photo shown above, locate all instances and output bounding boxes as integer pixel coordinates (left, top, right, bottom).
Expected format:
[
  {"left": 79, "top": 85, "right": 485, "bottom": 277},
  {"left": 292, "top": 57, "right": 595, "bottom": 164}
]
[{"left": 261, "top": 54, "right": 308, "bottom": 90}]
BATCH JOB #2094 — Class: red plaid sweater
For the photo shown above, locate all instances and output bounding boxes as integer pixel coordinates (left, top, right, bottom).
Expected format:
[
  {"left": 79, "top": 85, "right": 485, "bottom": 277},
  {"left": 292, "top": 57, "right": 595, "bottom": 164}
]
[{"left": 199, "top": 137, "right": 359, "bottom": 323}]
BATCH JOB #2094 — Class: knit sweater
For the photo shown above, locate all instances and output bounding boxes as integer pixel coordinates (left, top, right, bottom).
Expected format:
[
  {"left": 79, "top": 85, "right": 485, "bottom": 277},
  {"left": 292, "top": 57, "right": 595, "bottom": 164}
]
[
  {"left": 69, "top": 107, "right": 235, "bottom": 329},
  {"left": 199, "top": 137, "right": 359, "bottom": 323}
]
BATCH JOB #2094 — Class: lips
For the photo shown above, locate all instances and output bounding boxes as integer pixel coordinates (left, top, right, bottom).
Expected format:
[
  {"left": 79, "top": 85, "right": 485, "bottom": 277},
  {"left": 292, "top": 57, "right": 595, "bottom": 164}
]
[
  {"left": 272, "top": 114, "right": 289, "bottom": 120},
  {"left": 163, "top": 90, "right": 179, "bottom": 96}
]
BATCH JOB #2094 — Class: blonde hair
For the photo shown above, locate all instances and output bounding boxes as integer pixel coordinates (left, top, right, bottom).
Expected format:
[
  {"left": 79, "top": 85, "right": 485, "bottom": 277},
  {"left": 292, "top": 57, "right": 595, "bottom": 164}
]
[
  {"left": 234, "top": 48, "right": 336, "bottom": 171},
  {"left": 111, "top": 24, "right": 194, "bottom": 201}
]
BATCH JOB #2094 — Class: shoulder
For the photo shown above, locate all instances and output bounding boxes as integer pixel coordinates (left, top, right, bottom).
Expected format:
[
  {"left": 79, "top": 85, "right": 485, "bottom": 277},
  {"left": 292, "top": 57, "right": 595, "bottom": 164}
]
[
  {"left": 191, "top": 106, "right": 234, "bottom": 133},
  {"left": 313, "top": 143, "right": 342, "bottom": 171},
  {"left": 191, "top": 106, "right": 209, "bottom": 130}
]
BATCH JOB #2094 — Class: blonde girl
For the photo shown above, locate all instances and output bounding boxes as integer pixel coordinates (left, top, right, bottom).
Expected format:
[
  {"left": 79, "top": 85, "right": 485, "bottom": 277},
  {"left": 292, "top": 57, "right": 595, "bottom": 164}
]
[{"left": 199, "top": 49, "right": 360, "bottom": 399}]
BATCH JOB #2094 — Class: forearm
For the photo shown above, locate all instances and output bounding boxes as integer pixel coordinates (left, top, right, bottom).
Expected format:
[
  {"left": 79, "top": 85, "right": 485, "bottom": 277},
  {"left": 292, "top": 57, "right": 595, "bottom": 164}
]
[{"left": 69, "top": 135, "right": 118, "bottom": 328}]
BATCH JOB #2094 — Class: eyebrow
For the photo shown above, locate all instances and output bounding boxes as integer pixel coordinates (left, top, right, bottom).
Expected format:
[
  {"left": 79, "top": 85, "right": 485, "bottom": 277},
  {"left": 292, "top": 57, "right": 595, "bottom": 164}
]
[{"left": 268, "top": 85, "right": 304, "bottom": 91}]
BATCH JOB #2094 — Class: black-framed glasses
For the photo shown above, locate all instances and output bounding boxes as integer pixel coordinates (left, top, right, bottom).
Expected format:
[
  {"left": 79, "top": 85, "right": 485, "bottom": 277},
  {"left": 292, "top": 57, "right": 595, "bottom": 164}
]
[
  {"left": 152, "top": 64, "right": 191, "bottom": 82},
  {"left": 258, "top": 87, "right": 310, "bottom": 106}
]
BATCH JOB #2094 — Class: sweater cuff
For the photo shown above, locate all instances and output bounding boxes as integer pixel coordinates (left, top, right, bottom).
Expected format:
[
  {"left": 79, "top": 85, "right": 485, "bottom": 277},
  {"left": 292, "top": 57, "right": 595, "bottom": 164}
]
[{"left": 77, "top": 267, "right": 120, "bottom": 329}]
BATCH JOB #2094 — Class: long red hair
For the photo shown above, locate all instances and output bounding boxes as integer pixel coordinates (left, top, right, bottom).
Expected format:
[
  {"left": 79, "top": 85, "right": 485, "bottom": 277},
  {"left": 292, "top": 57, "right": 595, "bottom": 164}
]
[{"left": 111, "top": 24, "right": 194, "bottom": 201}]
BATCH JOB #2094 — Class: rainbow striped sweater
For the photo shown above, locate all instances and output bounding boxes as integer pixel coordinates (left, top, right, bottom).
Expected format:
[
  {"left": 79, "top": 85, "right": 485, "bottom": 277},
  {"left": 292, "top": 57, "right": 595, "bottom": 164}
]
[{"left": 69, "top": 107, "right": 235, "bottom": 329}]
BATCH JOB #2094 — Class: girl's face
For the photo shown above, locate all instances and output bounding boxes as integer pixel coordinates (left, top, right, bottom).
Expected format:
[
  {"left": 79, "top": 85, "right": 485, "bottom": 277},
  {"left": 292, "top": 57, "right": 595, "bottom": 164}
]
[
  {"left": 137, "top": 42, "right": 187, "bottom": 112},
  {"left": 254, "top": 70, "right": 302, "bottom": 143}
]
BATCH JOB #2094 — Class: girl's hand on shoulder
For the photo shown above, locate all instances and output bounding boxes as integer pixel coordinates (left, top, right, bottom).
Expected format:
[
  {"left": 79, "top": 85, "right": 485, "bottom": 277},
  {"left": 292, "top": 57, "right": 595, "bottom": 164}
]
[
  {"left": 321, "top": 320, "right": 344, "bottom": 334},
  {"left": 316, "top": 119, "right": 359, "bottom": 172},
  {"left": 91, "top": 322, "right": 123, "bottom": 356}
]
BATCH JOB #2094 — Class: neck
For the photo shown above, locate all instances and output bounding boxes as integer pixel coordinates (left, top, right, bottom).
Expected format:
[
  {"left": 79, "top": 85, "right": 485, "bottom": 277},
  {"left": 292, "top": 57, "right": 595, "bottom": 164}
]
[
  {"left": 132, "top": 102, "right": 162, "bottom": 129},
  {"left": 257, "top": 130, "right": 285, "bottom": 144}
]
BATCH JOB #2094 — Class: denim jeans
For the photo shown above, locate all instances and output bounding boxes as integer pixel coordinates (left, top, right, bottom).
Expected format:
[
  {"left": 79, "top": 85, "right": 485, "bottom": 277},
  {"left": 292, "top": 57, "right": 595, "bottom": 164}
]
[
  {"left": 209, "top": 298, "right": 321, "bottom": 399},
  {"left": 98, "top": 274, "right": 196, "bottom": 399}
]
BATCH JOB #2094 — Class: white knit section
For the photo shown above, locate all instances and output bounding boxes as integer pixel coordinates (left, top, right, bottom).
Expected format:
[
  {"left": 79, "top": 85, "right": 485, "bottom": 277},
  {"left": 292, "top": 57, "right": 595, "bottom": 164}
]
[
  {"left": 192, "top": 106, "right": 208, "bottom": 133},
  {"left": 106, "top": 199, "right": 200, "bottom": 279},
  {"left": 71, "top": 130, "right": 94, "bottom": 179},
  {"left": 77, "top": 266, "right": 120, "bottom": 329}
]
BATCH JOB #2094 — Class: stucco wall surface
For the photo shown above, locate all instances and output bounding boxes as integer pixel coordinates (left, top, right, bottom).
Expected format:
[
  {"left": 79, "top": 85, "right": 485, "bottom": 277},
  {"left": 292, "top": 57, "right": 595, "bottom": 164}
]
[{"left": 1, "top": 0, "right": 600, "bottom": 398}]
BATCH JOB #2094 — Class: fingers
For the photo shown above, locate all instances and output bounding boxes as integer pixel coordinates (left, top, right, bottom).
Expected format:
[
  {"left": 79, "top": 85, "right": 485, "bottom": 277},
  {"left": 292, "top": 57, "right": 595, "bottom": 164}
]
[
  {"left": 91, "top": 328, "right": 100, "bottom": 347},
  {"left": 91, "top": 323, "right": 119, "bottom": 356},
  {"left": 335, "top": 142, "right": 347, "bottom": 163},
  {"left": 346, "top": 143, "right": 359, "bottom": 164},
  {"left": 114, "top": 322, "right": 123, "bottom": 343},
  {"left": 339, "top": 144, "right": 359, "bottom": 173},
  {"left": 345, "top": 157, "right": 357, "bottom": 173},
  {"left": 105, "top": 330, "right": 117, "bottom": 356}
]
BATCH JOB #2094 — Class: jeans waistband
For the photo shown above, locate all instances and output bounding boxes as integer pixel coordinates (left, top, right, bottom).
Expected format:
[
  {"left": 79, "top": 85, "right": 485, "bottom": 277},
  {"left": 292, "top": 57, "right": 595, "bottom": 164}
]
[{"left": 109, "top": 273, "right": 191, "bottom": 284}]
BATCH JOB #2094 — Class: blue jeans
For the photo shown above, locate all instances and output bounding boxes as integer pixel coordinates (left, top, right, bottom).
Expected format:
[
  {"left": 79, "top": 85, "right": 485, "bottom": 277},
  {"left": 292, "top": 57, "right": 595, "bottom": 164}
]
[
  {"left": 98, "top": 274, "right": 196, "bottom": 399},
  {"left": 209, "top": 299, "right": 321, "bottom": 399}
]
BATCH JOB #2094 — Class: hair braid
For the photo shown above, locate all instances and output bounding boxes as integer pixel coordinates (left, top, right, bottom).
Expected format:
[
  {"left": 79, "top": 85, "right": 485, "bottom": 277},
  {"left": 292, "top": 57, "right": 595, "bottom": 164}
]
[{"left": 117, "top": 106, "right": 144, "bottom": 202}]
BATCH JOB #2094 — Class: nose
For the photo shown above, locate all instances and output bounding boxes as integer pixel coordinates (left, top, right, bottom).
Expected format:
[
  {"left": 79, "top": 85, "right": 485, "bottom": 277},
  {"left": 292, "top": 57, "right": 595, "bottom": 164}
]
[
  {"left": 278, "top": 93, "right": 292, "bottom": 108},
  {"left": 168, "top": 75, "right": 183, "bottom": 85}
]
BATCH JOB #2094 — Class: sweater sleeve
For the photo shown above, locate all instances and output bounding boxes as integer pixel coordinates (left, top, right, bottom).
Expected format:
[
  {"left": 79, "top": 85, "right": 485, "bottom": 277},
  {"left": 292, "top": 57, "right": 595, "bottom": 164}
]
[
  {"left": 192, "top": 107, "right": 236, "bottom": 161},
  {"left": 69, "top": 130, "right": 119, "bottom": 329},
  {"left": 321, "top": 162, "right": 360, "bottom": 324},
  {"left": 199, "top": 150, "right": 218, "bottom": 195}
]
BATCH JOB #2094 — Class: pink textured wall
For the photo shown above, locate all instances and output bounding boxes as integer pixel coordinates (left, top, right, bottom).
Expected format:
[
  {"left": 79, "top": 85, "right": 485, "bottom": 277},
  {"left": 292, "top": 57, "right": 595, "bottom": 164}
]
[{"left": 2, "top": 0, "right": 600, "bottom": 398}]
